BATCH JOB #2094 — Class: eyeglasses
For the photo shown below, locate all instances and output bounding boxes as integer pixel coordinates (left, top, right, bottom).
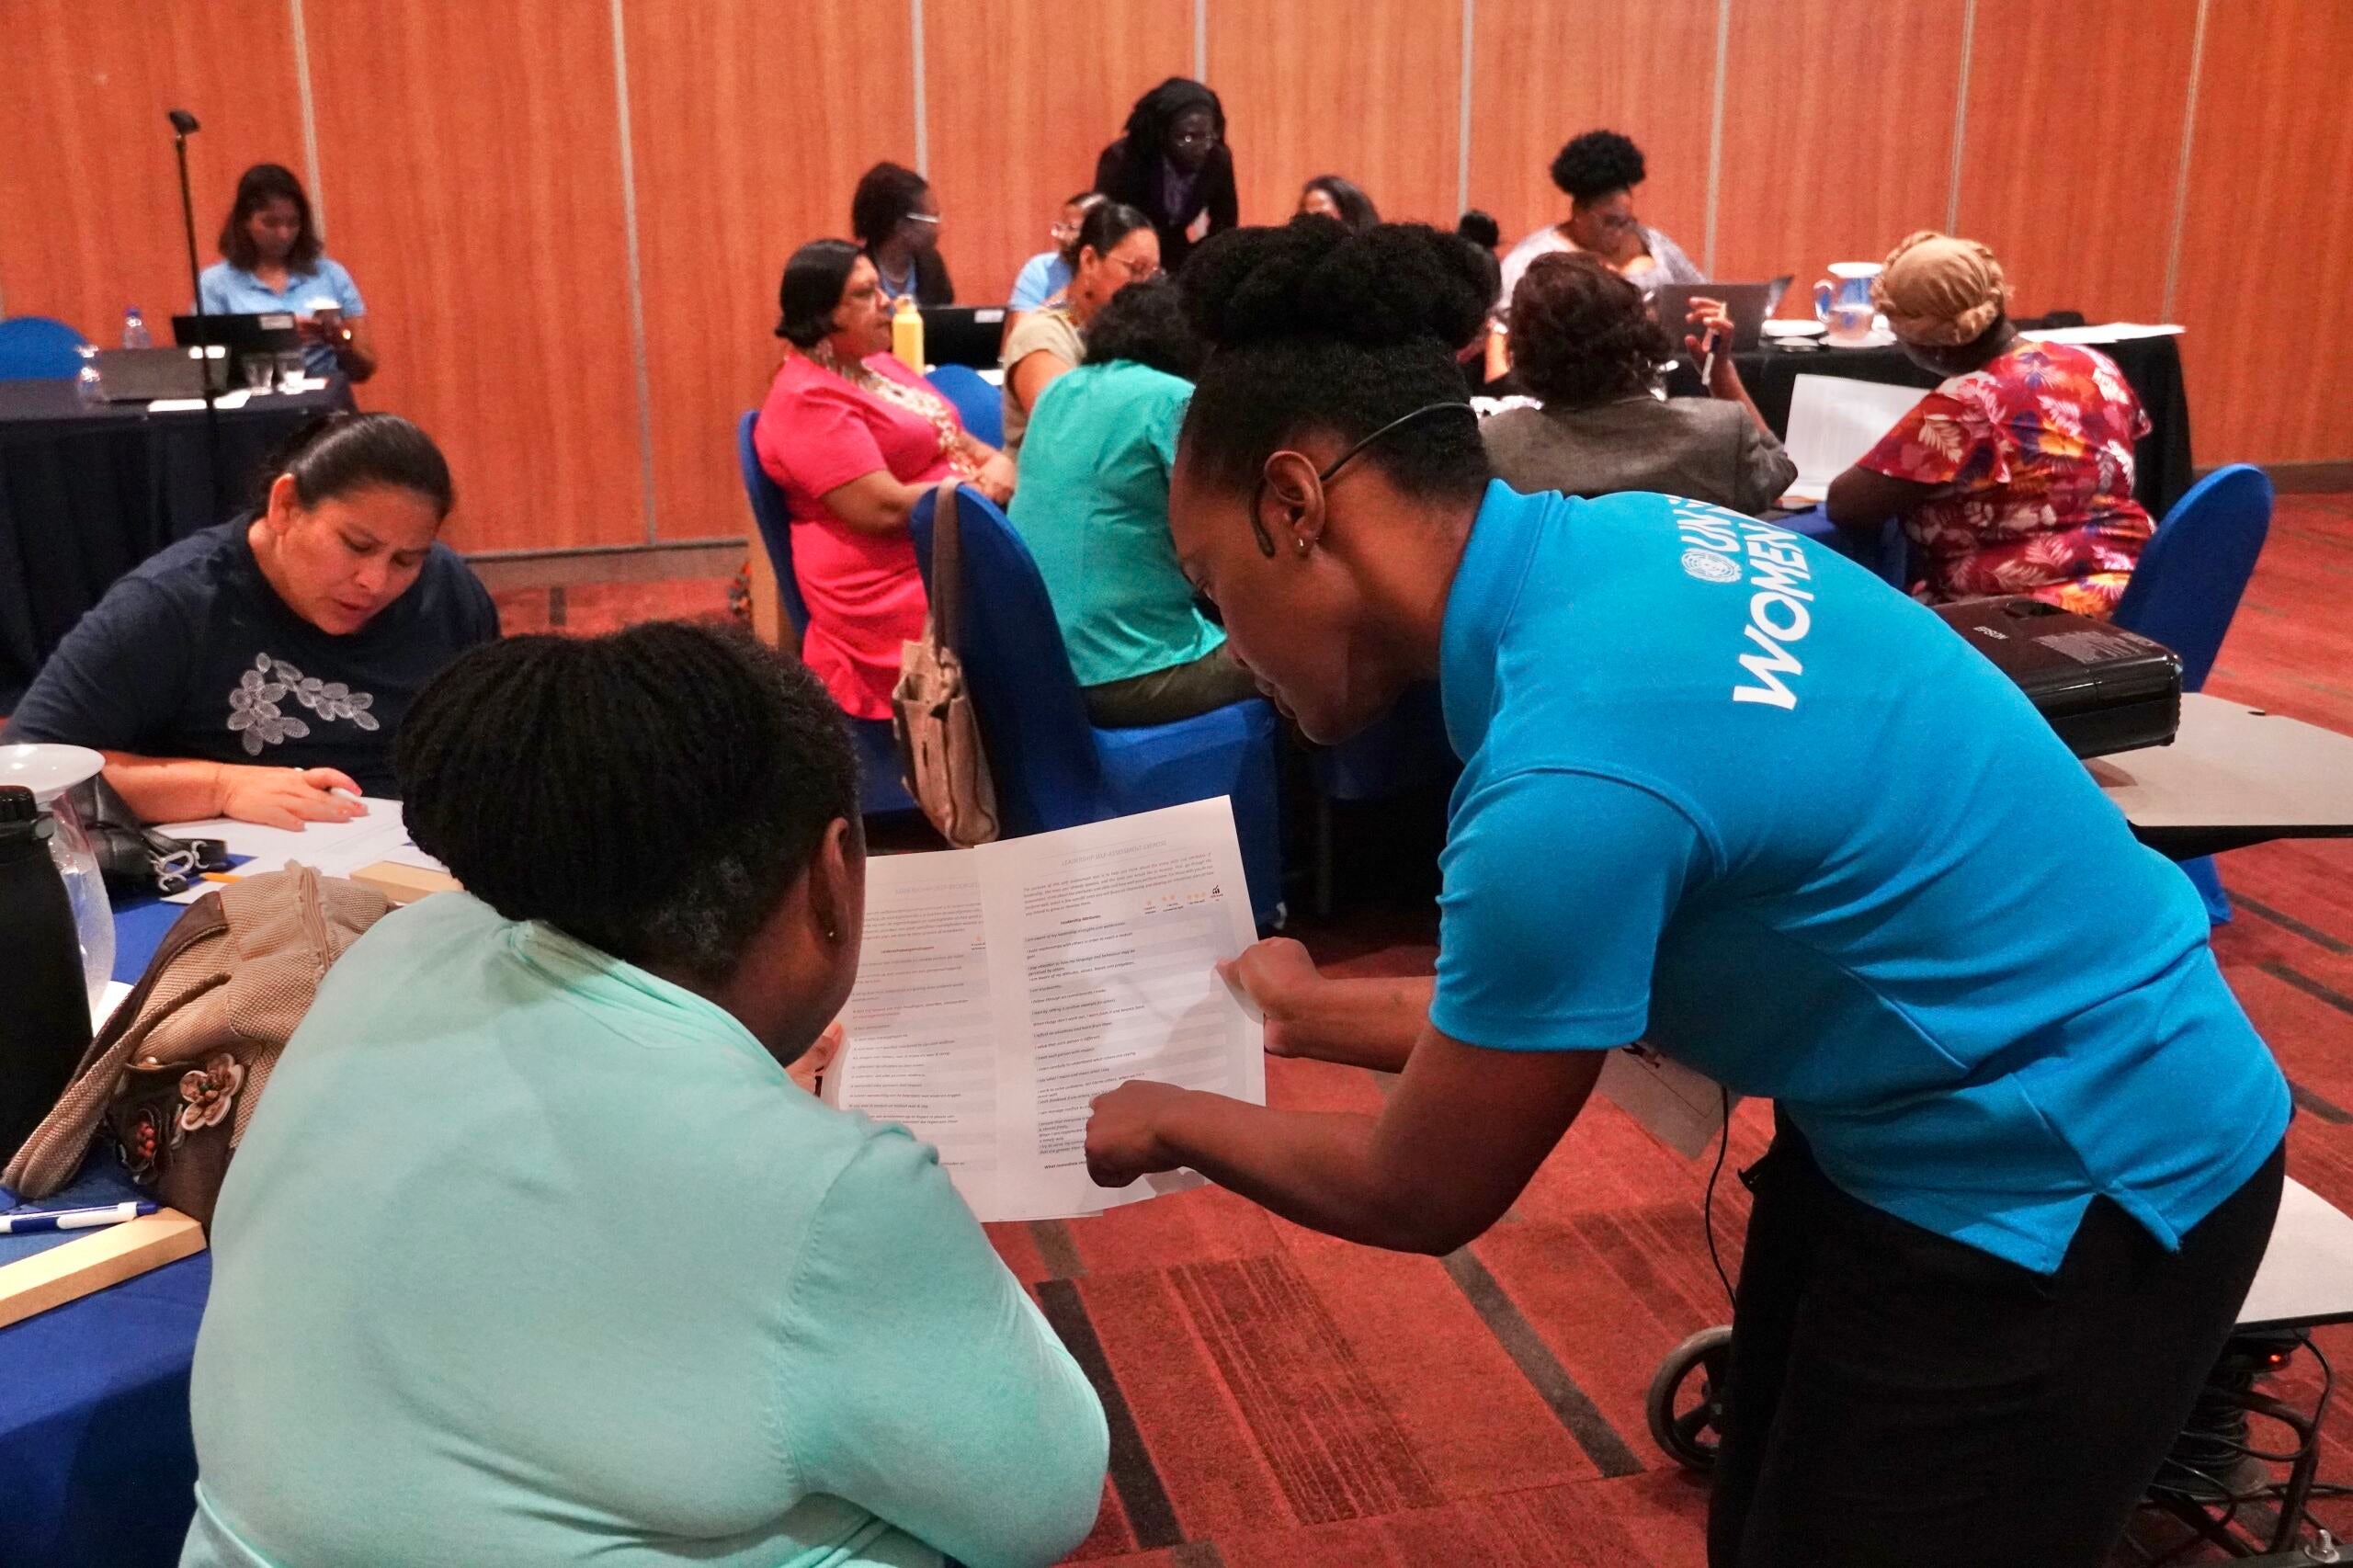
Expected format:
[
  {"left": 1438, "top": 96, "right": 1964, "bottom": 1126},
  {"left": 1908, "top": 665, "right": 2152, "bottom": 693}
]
[
  {"left": 1248, "top": 402, "right": 1478, "bottom": 558},
  {"left": 1102, "top": 253, "right": 1162, "bottom": 283},
  {"left": 901, "top": 212, "right": 940, "bottom": 228},
  {"left": 1171, "top": 128, "right": 1221, "bottom": 150},
  {"left": 1049, "top": 222, "right": 1079, "bottom": 243}
]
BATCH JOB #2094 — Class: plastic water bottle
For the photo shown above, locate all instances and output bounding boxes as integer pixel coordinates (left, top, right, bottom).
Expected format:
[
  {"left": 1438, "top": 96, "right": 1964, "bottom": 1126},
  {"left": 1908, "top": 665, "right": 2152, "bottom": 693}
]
[
  {"left": 122, "top": 306, "right": 152, "bottom": 349},
  {"left": 74, "top": 344, "right": 103, "bottom": 406}
]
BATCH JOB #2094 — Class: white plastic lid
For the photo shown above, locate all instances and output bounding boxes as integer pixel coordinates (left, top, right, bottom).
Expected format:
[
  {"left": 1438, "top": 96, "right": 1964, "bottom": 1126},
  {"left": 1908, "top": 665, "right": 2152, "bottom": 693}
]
[{"left": 0, "top": 743, "right": 106, "bottom": 803}]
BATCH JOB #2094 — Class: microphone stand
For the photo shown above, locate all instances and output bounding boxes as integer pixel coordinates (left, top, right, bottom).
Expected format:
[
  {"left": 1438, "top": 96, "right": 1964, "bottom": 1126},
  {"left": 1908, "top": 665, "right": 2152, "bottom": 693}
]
[{"left": 169, "top": 108, "right": 224, "bottom": 528}]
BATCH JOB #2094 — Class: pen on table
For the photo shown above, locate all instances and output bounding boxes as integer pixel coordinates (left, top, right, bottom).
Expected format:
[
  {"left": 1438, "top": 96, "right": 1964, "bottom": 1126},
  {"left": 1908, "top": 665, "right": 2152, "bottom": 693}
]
[{"left": 0, "top": 1201, "right": 158, "bottom": 1235}]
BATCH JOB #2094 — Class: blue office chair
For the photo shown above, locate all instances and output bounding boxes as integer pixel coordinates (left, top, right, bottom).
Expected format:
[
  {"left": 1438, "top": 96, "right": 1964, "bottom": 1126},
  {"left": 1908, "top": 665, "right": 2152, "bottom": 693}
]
[
  {"left": 909, "top": 483, "right": 1285, "bottom": 926},
  {"left": 0, "top": 315, "right": 91, "bottom": 381},
  {"left": 2112, "top": 462, "right": 2275, "bottom": 923},
  {"left": 735, "top": 409, "right": 917, "bottom": 818},
  {"left": 925, "top": 364, "right": 1003, "bottom": 449}
]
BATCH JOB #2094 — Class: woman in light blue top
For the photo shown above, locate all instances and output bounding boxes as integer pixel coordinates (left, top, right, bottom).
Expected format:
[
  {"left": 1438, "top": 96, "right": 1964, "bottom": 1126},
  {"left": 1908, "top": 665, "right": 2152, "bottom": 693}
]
[
  {"left": 196, "top": 164, "right": 375, "bottom": 381},
  {"left": 1006, "top": 191, "right": 1103, "bottom": 319},
  {"left": 1006, "top": 278, "right": 1253, "bottom": 728},
  {"left": 183, "top": 623, "right": 1108, "bottom": 1568}
]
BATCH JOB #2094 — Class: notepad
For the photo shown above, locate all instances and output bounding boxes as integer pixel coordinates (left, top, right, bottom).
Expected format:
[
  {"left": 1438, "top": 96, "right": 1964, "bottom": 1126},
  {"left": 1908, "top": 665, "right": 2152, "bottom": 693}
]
[
  {"left": 1779, "top": 374, "right": 1931, "bottom": 504},
  {"left": 824, "top": 799, "right": 1266, "bottom": 1222}
]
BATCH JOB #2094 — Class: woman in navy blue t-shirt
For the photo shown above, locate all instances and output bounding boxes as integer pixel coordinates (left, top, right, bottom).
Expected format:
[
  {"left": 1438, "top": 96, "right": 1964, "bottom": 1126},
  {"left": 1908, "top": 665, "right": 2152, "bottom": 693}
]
[{"left": 5, "top": 415, "right": 494, "bottom": 826}]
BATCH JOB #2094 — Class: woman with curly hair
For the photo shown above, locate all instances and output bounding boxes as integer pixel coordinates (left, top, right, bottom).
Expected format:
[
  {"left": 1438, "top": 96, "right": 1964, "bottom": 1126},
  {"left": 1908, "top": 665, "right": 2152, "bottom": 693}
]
[
  {"left": 1827, "top": 232, "right": 2154, "bottom": 615},
  {"left": 1483, "top": 253, "right": 1794, "bottom": 514},
  {"left": 1496, "top": 128, "right": 1701, "bottom": 306}
]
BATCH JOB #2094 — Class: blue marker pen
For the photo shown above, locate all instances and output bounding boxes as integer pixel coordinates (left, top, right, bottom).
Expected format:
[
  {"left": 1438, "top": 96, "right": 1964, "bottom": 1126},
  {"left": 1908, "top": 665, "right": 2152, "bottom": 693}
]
[{"left": 0, "top": 1200, "right": 159, "bottom": 1235}]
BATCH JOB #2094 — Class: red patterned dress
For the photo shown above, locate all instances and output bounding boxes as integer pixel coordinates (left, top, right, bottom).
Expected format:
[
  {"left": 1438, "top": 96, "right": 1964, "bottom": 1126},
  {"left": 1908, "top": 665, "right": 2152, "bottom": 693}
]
[{"left": 1858, "top": 340, "right": 2154, "bottom": 617}]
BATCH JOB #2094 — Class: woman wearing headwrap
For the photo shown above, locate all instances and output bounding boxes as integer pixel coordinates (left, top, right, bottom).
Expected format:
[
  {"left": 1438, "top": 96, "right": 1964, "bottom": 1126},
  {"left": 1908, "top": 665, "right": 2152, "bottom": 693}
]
[{"left": 1826, "top": 232, "right": 2154, "bottom": 616}]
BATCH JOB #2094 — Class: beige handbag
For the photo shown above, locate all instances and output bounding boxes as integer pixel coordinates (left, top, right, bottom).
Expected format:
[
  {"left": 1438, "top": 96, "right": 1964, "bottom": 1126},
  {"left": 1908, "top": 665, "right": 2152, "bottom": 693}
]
[
  {"left": 892, "top": 478, "right": 1001, "bottom": 847},
  {"left": 3, "top": 867, "right": 391, "bottom": 1229}
]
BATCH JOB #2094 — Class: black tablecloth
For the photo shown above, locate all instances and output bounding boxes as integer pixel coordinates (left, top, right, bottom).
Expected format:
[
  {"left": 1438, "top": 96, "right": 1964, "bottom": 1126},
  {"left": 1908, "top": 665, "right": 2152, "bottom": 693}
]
[
  {"left": 1730, "top": 334, "right": 2193, "bottom": 521},
  {"left": 0, "top": 380, "right": 351, "bottom": 710}
]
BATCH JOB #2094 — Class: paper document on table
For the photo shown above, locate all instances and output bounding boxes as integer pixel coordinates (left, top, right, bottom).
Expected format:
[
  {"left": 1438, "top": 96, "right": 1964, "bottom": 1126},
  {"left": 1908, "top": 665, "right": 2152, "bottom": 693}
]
[
  {"left": 2020, "top": 322, "right": 2184, "bottom": 345},
  {"left": 1779, "top": 374, "right": 1931, "bottom": 504},
  {"left": 155, "top": 798, "right": 448, "bottom": 899},
  {"left": 1598, "top": 1043, "right": 1736, "bottom": 1160},
  {"left": 824, "top": 799, "right": 1264, "bottom": 1221}
]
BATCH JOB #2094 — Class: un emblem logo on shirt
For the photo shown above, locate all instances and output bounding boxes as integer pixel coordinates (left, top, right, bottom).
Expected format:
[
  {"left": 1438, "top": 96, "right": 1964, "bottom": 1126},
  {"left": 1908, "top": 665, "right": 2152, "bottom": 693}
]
[{"left": 1681, "top": 547, "right": 1742, "bottom": 585}]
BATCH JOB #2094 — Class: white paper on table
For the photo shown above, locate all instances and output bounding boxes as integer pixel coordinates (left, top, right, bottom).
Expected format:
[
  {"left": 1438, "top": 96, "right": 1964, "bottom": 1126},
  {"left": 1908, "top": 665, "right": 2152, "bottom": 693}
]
[
  {"left": 155, "top": 797, "right": 448, "bottom": 899},
  {"left": 1779, "top": 374, "right": 1931, "bottom": 504},
  {"left": 1598, "top": 1043, "right": 1737, "bottom": 1160},
  {"left": 2019, "top": 322, "right": 2184, "bottom": 345},
  {"left": 146, "top": 391, "right": 252, "bottom": 413},
  {"left": 824, "top": 798, "right": 1265, "bottom": 1222}
]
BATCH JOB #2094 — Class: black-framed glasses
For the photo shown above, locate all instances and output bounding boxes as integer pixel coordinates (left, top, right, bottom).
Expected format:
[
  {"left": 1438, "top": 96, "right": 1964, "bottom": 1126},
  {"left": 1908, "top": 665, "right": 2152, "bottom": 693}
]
[
  {"left": 1171, "top": 127, "right": 1221, "bottom": 150},
  {"left": 1248, "top": 402, "right": 1478, "bottom": 557}
]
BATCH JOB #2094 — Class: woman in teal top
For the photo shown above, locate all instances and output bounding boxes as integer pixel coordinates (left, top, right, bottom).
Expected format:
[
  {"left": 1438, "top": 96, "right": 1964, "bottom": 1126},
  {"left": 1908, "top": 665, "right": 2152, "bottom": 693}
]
[
  {"left": 183, "top": 624, "right": 1107, "bottom": 1568},
  {"left": 1083, "top": 221, "right": 2288, "bottom": 1567},
  {"left": 1006, "top": 279, "right": 1256, "bottom": 727}
]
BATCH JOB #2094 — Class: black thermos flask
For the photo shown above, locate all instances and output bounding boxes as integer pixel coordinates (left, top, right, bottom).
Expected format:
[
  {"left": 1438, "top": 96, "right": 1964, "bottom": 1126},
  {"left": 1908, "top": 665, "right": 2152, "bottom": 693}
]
[{"left": 0, "top": 784, "right": 93, "bottom": 1166}]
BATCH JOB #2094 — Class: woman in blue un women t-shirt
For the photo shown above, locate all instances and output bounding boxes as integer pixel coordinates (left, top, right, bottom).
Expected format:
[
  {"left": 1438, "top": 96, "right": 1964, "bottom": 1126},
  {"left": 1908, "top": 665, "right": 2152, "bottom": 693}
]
[{"left": 1082, "top": 221, "right": 2289, "bottom": 1568}]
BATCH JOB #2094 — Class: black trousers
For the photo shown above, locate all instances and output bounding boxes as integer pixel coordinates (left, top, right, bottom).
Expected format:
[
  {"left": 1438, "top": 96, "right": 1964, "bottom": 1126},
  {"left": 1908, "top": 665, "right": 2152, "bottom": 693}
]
[{"left": 1709, "top": 1121, "right": 2285, "bottom": 1568}]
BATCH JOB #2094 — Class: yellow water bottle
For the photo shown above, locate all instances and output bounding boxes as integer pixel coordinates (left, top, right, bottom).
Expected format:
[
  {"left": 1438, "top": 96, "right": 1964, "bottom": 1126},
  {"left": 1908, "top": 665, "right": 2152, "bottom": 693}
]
[{"left": 891, "top": 294, "right": 925, "bottom": 372}]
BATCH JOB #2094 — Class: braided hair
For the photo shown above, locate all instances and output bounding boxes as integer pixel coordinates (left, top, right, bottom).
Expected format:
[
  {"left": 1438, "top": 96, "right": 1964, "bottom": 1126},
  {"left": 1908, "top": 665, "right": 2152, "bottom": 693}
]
[
  {"left": 1175, "top": 216, "right": 1492, "bottom": 502},
  {"left": 395, "top": 622, "right": 858, "bottom": 986}
]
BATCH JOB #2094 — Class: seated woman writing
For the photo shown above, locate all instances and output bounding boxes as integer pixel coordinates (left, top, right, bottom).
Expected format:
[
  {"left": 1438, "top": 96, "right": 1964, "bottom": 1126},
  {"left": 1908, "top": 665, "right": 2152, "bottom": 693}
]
[
  {"left": 999, "top": 201, "right": 1161, "bottom": 457},
  {"left": 3, "top": 413, "right": 494, "bottom": 825},
  {"left": 1007, "top": 280, "right": 1256, "bottom": 728},
  {"left": 181, "top": 623, "right": 1109, "bottom": 1568},
  {"left": 756, "top": 240, "right": 1014, "bottom": 721},
  {"left": 1826, "top": 231, "right": 2154, "bottom": 615},
  {"left": 1482, "top": 252, "right": 1796, "bottom": 516}
]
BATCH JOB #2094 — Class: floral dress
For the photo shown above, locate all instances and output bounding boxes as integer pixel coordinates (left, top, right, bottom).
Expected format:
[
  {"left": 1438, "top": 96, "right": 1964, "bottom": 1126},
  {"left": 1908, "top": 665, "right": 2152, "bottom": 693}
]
[{"left": 1859, "top": 340, "right": 2154, "bottom": 617}]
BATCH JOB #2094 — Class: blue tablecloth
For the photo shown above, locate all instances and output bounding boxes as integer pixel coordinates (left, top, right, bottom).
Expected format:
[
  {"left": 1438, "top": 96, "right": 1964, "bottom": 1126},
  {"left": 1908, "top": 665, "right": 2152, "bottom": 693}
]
[
  {"left": 0, "top": 1153, "right": 209, "bottom": 1565},
  {"left": 0, "top": 901, "right": 218, "bottom": 1566}
]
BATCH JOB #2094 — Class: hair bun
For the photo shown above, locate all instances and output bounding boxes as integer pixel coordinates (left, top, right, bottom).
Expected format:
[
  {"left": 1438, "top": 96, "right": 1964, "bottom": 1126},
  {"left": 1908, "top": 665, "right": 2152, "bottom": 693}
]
[{"left": 1183, "top": 217, "right": 1491, "bottom": 355}]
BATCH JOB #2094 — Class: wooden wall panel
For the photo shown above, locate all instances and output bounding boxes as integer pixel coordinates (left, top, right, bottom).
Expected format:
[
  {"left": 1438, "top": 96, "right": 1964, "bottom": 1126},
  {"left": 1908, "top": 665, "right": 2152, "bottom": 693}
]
[
  {"left": 1465, "top": 0, "right": 1719, "bottom": 274},
  {"left": 1206, "top": 0, "right": 1463, "bottom": 231},
  {"left": 1954, "top": 0, "right": 2199, "bottom": 322},
  {"left": 303, "top": 0, "right": 642, "bottom": 553},
  {"left": 1714, "top": 0, "right": 1968, "bottom": 312},
  {"left": 630, "top": 0, "right": 915, "bottom": 542},
  {"left": 0, "top": 0, "right": 305, "bottom": 344},
  {"left": 926, "top": 0, "right": 1190, "bottom": 311},
  {"left": 2173, "top": 0, "right": 2353, "bottom": 465}
]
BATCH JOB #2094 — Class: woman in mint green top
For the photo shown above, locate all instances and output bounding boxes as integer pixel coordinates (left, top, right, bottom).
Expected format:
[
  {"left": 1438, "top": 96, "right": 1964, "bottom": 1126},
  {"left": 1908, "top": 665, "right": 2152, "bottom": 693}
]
[
  {"left": 182, "top": 625, "right": 1107, "bottom": 1568},
  {"left": 1006, "top": 280, "right": 1256, "bottom": 727}
]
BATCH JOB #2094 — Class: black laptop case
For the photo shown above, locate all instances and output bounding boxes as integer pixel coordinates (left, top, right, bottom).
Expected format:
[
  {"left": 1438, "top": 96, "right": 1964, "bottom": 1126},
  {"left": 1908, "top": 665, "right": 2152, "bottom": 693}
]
[{"left": 1934, "top": 597, "right": 2182, "bottom": 759}]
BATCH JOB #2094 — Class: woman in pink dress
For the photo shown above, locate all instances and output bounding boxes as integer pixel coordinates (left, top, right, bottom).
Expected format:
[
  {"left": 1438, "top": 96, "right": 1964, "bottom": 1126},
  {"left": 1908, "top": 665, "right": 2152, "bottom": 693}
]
[{"left": 755, "top": 241, "right": 1016, "bottom": 719}]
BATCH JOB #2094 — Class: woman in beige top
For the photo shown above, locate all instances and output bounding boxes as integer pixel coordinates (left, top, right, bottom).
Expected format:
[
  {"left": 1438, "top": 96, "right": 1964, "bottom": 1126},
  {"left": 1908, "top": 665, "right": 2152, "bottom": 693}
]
[{"left": 1000, "top": 201, "right": 1161, "bottom": 456}]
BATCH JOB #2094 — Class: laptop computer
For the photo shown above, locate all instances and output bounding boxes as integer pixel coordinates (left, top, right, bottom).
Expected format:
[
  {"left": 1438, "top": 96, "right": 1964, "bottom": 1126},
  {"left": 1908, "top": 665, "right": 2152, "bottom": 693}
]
[
  {"left": 93, "top": 347, "right": 220, "bottom": 403},
  {"left": 921, "top": 306, "right": 1007, "bottom": 369},
  {"left": 1649, "top": 278, "right": 1793, "bottom": 353},
  {"left": 173, "top": 312, "right": 301, "bottom": 382}
]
